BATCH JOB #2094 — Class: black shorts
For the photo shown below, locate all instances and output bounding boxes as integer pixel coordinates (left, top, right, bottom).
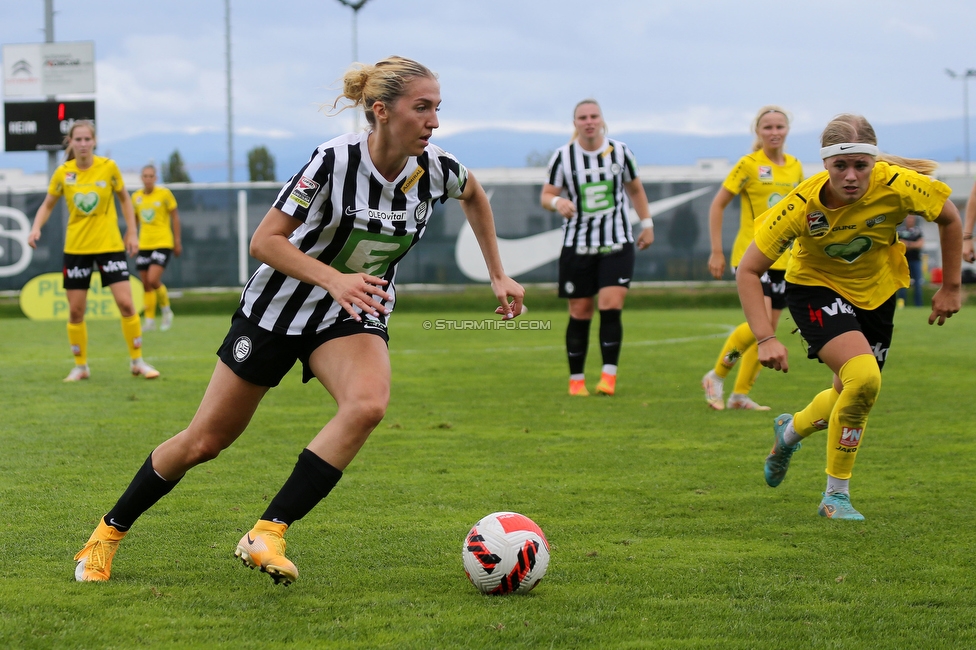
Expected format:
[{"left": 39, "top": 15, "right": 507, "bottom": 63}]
[
  {"left": 786, "top": 283, "right": 895, "bottom": 370},
  {"left": 136, "top": 249, "right": 173, "bottom": 271},
  {"left": 762, "top": 269, "right": 788, "bottom": 310},
  {"left": 216, "top": 309, "right": 390, "bottom": 387},
  {"left": 558, "top": 243, "right": 635, "bottom": 299},
  {"left": 62, "top": 252, "right": 130, "bottom": 290}
]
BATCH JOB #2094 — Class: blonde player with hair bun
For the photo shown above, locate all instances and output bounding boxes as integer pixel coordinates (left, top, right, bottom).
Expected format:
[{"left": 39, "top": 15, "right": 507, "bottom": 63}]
[
  {"left": 738, "top": 113, "right": 963, "bottom": 520},
  {"left": 27, "top": 120, "right": 160, "bottom": 381},
  {"left": 72, "top": 56, "right": 524, "bottom": 585},
  {"left": 702, "top": 105, "right": 803, "bottom": 411}
]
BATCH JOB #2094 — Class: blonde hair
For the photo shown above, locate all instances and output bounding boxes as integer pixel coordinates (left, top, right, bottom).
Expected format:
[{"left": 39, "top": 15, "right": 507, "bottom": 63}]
[
  {"left": 63, "top": 119, "right": 96, "bottom": 162},
  {"left": 570, "top": 98, "right": 607, "bottom": 142},
  {"left": 333, "top": 56, "right": 436, "bottom": 127},
  {"left": 821, "top": 113, "right": 938, "bottom": 175},
  {"left": 750, "top": 105, "right": 790, "bottom": 152}
]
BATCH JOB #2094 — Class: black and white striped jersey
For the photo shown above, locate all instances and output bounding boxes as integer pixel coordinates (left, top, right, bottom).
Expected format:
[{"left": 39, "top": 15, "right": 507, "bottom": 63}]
[
  {"left": 240, "top": 131, "right": 468, "bottom": 335},
  {"left": 547, "top": 138, "right": 639, "bottom": 250}
]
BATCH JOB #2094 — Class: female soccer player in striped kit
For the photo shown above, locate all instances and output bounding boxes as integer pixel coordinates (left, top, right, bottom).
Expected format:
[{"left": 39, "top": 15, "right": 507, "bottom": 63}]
[
  {"left": 541, "top": 99, "right": 655, "bottom": 397},
  {"left": 72, "top": 56, "right": 524, "bottom": 584},
  {"left": 27, "top": 120, "right": 160, "bottom": 381},
  {"left": 738, "top": 114, "right": 962, "bottom": 520},
  {"left": 133, "top": 164, "right": 181, "bottom": 331},
  {"left": 702, "top": 106, "right": 803, "bottom": 411}
]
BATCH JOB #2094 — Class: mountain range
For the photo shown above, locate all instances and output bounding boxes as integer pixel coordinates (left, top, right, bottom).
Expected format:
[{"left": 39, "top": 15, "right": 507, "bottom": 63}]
[{"left": 1, "top": 117, "right": 971, "bottom": 182}]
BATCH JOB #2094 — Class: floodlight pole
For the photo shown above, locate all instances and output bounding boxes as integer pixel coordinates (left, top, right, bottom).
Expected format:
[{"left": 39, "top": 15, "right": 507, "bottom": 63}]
[
  {"left": 946, "top": 68, "right": 976, "bottom": 177},
  {"left": 44, "top": 0, "right": 56, "bottom": 180},
  {"left": 336, "top": 0, "right": 372, "bottom": 132},
  {"left": 225, "top": 0, "right": 234, "bottom": 182}
]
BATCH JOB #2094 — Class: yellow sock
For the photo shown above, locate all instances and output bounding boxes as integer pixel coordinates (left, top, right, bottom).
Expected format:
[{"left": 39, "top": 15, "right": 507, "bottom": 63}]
[
  {"left": 120, "top": 314, "right": 144, "bottom": 360},
  {"left": 157, "top": 284, "right": 170, "bottom": 309},
  {"left": 66, "top": 321, "right": 88, "bottom": 366},
  {"left": 793, "top": 387, "right": 841, "bottom": 437},
  {"left": 713, "top": 322, "right": 755, "bottom": 379},
  {"left": 825, "top": 354, "right": 882, "bottom": 480},
  {"left": 732, "top": 341, "right": 761, "bottom": 394},
  {"left": 143, "top": 289, "right": 157, "bottom": 319}
]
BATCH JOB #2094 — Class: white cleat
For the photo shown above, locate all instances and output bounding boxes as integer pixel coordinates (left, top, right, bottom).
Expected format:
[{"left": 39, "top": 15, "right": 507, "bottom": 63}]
[
  {"left": 142, "top": 318, "right": 156, "bottom": 332},
  {"left": 702, "top": 370, "right": 724, "bottom": 410},
  {"left": 727, "top": 393, "right": 771, "bottom": 411},
  {"left": 130, "top": 358, "right": 160, "bottom": 379},
  {"left": 64, "top": 364, "right": 91, "bottom": 382},
  {"left": 160, "top": 308, "right": 174, "bottom": 332}
]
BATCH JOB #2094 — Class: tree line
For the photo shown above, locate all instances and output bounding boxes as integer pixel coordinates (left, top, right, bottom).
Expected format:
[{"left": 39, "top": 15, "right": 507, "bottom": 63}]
[{"left": 161, "top": 146, "right": 277, "bottom": 183}]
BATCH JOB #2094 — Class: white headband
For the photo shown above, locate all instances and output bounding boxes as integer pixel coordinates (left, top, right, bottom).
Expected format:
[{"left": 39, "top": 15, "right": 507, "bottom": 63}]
[{"left": 820, "top": 143, "right": 879, "bottom": 159}]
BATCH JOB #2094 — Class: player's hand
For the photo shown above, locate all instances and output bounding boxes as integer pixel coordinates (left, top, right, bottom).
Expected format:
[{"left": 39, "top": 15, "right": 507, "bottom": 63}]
[
  {"left": 553, "top": 197, "right": 575, "bottom": 219},
  {"left": 963, "top": 240, "right": 975, "bottom": 263},
  {"left": 707, "top": 252, "right": 726, "bottom": 280},
  {"left": 174, "top": 241, "right": 183, "bottom": 257},
  {"left": 327, "top": 271, "right": 391, "bottom": 322},
  {"left": 490, "top": 276, "right": 525, "bottom": 320},
  {"left": 757, "top": 338, "right": 789, "bottom": 373},
  {"left": 125, "top": 231, "right": 139, "bottom": 257},
  {"left": 27, "top": 228, "right": 41, "bottom": 249},
  {"left": 636, "top": 227, "right": 654, "bottom": 250},
  {"left": 928, "top": 285, "right": 962, "bottom": 326}
]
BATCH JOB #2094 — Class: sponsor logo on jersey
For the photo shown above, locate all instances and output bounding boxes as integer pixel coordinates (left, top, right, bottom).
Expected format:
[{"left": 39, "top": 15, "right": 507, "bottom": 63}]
[
  {"left": 758, "top": 165, "right": 773, "bottom": 180},
  {"left": 866, "top": 215, "right": 886, "bottom": 228},
  {"left": 824, "top": 236, "right": 872, "bottom": 263},
  {"left": 233, "top": 336, "right": 252, "bottom": 362},
  {"left": 414, "top": 201, "right": 429, "bottom": 223},
  {"left": 96, "top": 180, "right": 107, "bottom": 188},
  {"left": 839, "top": 426, "right": 862, "bottom": 447},
  {"left": 806, "top": 211, "right": 829, "bottom": 237},
  {"left": 832, "top": 224, "right": 856, "bottom": 231},
  {"left": 73, "top": 192, "right": 99, "bottom": 214},
  {"left": 289, "top": 176, "right": 320, "bottom": 209},
  {"left": 767, "top": 192, "right": 784, "bottom": 208},
  {"left": 140, "top": 208, "right": 156, "bottom": 223},
  {"left": 367, "top": 209, "right": 408, "bottom": 221},
  {"left": 610, "top": 163, "right": 622, "bottom": 175},
  {"left": 65, "top": 172, "right": 76, "bottom": 185},
  {"left": 401, "top": 167, "right": 425, "bottom": 193}
]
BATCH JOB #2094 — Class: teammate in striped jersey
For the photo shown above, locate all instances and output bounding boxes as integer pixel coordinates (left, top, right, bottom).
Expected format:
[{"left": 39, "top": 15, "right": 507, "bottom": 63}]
[
  {"left": 72, "top": 56, "right": 525, "bottom": 585},
  {"left": 133, "top": 165, "right": 181, "bottom": 332},
  {"left": 739, "top": 114, "right": 962, "bottom": 520},
  {"left": 701, "top": 106, "right": 803, "bottom": 410},
  {"left": 541, "top": 99, "right": 655, "bottom": 397}
]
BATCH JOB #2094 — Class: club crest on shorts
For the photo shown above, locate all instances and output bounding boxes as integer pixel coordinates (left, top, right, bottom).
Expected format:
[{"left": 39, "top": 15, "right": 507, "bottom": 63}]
[{"left": 233, "top": 336, "right": 252, "bottom": 362}]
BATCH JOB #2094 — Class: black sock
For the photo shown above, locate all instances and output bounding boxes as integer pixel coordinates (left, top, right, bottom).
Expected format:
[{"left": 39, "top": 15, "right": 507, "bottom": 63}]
[
  {"left": 566, "top": 317, "right": 591, "bottom": 375},
  {"left": 103, "top": 454, "right": 181, "bottom": 532},
  {"left": 261, "top": 449, "right": 343, "bottom": 526},
  {"left": 599, "top": 309, "right": 622, "bottom": 366}
]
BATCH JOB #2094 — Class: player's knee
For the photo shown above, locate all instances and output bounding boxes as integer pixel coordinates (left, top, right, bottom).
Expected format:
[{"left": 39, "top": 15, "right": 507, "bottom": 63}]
[{"left": 839, "top": 353, "right": 882, "bottom": 418}]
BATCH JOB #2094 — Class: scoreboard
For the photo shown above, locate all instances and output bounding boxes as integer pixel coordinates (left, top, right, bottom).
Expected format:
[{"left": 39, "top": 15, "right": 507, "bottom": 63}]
[{"left": 4, "top": 100, "right": 96, "bottom": 152}]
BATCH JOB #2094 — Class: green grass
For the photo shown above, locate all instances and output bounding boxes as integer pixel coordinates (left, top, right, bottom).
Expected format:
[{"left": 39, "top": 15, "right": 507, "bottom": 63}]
[{"left": 1, "top": 303, "right": 975, "bottom": 648}]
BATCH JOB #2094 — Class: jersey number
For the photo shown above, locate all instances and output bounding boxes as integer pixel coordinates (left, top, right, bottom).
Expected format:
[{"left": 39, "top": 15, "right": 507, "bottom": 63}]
[
  {"left": 579, "top": 180, "right": 615, "bottom": 213},
  {"left": 331, "top": 230, "right": 413, "bottom": 276}
]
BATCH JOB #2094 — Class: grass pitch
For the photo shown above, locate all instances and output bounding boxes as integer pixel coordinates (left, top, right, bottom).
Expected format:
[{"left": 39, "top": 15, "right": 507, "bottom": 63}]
[{"left": 1, "top": 302, "right": 974, "bottom": 648}]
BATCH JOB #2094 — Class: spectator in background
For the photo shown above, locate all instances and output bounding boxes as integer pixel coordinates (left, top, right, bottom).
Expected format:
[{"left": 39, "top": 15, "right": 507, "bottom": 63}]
[{"left": 896, "top": 214, "right": 924, "bottom": 307}]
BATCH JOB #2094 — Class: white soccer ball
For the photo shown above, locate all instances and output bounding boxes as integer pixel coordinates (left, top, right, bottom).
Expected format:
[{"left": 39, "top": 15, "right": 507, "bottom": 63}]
[{"left": 462, "top": 511, "right": 550, "bottom": 595}]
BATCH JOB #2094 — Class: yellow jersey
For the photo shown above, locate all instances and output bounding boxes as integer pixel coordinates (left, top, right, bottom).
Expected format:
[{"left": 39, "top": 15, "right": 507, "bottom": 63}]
[
  {"left": 754, "top": 161, "right": 950, "bottom": 309},
  {"left": 132, "top": 186, "right": 178, "bottom": 249},
  {"left": 48, "top": 156, "right": 126, "bottom": 254},
  {"left": 722, "top": 149, "right": 803, "bottom": 270}
]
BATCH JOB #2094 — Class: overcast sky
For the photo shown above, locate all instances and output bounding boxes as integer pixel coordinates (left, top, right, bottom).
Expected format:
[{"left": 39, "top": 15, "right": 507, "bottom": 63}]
[{"left": 2, "top": 0, "right": 976, "bottom": 149}]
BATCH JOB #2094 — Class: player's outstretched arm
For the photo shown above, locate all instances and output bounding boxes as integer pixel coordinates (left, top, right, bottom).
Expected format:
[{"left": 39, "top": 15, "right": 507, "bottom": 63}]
[{"left": 930, "top": 198, "right": 963, "bottom": 326}]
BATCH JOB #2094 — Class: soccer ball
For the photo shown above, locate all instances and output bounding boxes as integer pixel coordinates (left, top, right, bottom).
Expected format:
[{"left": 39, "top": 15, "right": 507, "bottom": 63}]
[{"left": 462, "top": 511, "right": 550, "bottom": 595}]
